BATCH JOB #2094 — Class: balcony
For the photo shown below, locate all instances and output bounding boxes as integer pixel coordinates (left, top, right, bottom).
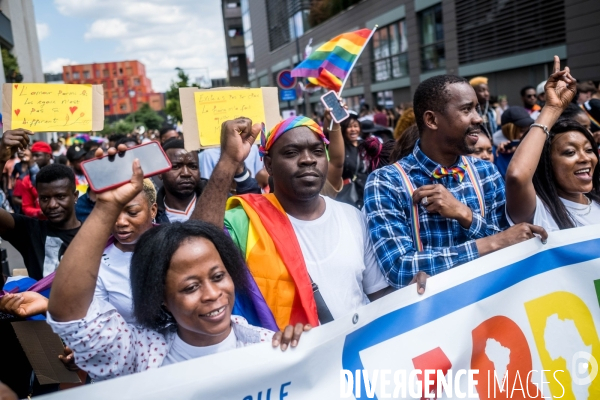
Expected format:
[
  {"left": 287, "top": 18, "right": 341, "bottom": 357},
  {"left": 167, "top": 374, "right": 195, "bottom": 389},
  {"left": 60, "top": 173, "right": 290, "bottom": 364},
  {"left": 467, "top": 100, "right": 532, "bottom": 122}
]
[
  {"left": 224, "top": 6, "right": 241, "bottom": 19},
  {"left": 0, "top": 11, "right": 13, "bottom": 48}
]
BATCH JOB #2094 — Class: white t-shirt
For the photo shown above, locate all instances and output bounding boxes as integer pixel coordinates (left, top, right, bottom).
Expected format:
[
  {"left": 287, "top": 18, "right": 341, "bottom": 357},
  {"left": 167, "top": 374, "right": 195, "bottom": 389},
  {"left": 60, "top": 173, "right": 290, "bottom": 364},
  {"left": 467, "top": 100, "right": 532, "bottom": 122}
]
[
  {"left": 162, "top": 328, "right": 237, "bottom": 366},
  {"left": 165, "top": 196, "right": 196, "bottom": 223},
  {"left": 287, "top": 196, "right": 388, "bottom": 320},
  {"left": 509, "top": 195, "right": 600, "bottom": 232},
  {"left": 95, "top": 243, "right": 134, "bottom": 323}
]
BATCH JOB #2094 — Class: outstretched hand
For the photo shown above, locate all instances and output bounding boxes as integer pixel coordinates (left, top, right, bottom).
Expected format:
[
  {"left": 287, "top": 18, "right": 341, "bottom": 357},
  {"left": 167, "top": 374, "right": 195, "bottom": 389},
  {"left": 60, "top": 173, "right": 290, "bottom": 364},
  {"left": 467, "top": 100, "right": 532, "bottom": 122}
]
[
  {"left": 220, "top": 118, "right": 262, "bottom": 166},
  {"left": 544, "top": 55, "right": 576, "bottom": 112},
  {"left": 93, "top": 144, "right": 144, "bottom": 208}
]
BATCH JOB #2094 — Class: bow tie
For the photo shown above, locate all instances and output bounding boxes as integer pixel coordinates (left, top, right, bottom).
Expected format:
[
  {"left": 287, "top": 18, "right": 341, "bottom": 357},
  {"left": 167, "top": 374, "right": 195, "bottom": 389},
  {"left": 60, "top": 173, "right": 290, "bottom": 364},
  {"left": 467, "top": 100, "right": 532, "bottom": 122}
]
[{"left": 432, "top": 165, "right": 466, "bottom": 182}]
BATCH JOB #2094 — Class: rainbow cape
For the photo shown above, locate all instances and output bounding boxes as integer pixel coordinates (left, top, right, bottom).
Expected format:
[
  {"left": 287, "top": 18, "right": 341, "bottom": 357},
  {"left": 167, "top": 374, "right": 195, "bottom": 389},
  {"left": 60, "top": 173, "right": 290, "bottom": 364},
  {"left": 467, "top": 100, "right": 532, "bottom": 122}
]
[
  {"left": 292, "top": 28, "right": 372, "bottom": 84},
  {"left": 225, "top": 193, "right": 319, "bottom": 330}
]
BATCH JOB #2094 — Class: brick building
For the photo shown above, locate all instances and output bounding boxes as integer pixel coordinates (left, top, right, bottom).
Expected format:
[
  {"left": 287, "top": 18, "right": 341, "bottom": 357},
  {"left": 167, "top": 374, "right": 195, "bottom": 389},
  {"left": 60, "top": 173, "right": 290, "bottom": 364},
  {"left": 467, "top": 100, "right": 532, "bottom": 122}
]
[{"left": 62, "top": 60, "right": 164, "bottom": 117}]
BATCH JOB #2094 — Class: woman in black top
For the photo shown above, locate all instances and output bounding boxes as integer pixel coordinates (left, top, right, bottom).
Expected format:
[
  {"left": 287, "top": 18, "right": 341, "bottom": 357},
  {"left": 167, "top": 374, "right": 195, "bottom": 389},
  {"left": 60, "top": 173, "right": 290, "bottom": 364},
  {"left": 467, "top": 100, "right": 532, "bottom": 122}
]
[{"left": 338, "top": 114, "right": 369, "bottom": 208}]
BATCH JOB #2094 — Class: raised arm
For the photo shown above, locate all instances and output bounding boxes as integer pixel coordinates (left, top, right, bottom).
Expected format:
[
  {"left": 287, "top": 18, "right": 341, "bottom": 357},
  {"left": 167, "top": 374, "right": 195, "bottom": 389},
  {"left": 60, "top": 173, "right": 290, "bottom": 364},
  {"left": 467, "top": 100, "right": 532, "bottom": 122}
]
[
  {"left": 323, "top": 110, "right": 344, "bottom": 192},
  {"left": 505, "top": 56, "right": 576, "bottom": 224},
  {"left": 48, "top": 146, "right": 143, "bottom": 321},
  {"left": 191, "top": 118, "right": 260, "bottom": 228},
  {"left": 0, "top": 130, "right": 32, "bottom": 236}
]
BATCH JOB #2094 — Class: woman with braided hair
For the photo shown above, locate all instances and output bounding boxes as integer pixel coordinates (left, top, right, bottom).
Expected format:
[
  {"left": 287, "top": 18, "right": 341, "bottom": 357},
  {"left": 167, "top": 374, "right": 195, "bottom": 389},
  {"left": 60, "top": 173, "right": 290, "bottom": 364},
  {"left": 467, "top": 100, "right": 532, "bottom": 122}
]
[{"left": 506, "top": 56, "right": 600, "bottom": 231}]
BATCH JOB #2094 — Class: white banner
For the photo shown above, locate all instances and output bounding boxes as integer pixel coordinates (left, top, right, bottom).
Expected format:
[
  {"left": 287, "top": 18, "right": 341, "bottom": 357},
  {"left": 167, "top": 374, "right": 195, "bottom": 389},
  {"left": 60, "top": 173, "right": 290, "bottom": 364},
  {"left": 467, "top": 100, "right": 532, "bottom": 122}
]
[{"left": 42, "top": 225, "right": 600, "bottom": 400}]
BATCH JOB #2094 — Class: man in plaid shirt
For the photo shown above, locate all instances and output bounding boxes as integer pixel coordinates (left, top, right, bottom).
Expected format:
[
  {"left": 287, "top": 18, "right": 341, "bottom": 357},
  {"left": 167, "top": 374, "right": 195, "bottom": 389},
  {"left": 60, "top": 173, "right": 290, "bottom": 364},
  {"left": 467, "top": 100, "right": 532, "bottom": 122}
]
[{"left": 364, "top": 75, "right": 548, "bottom": 288}]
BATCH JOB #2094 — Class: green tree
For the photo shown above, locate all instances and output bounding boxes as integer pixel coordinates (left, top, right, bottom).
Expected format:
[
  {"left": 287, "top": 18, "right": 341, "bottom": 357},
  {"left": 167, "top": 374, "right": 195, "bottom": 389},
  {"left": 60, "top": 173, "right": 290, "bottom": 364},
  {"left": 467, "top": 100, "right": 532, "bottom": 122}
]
[
  {"left": 2, "top": 48, "right": 22, "bottom": 83},
  {"left": 126, "top": 103, "right": 164, "bottom": 130},
  {"left": 165, "top": 68, "right": 199, "bottom": 123}
]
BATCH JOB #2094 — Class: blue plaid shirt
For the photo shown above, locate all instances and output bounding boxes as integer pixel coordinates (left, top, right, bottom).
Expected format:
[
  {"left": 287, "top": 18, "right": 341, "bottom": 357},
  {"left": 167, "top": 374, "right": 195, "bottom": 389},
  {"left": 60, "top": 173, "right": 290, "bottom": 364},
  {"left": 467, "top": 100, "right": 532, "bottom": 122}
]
[{"left": 364, "top": 141, "right": 508, "bottom": 288}]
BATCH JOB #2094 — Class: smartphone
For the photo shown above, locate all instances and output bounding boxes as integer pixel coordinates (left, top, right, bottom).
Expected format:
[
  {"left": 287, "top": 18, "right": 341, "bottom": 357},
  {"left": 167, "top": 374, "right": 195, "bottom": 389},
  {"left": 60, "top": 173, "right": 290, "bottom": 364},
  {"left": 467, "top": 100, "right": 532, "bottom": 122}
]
[
  {"left": 81, "top": 142, "right": 172, "bottom": 193},
  {"left": 505, "top": 140, "right": 521, "bottom": 149},
  {"left": 320, "top": 90, "right": 349, "bottom": 123}
]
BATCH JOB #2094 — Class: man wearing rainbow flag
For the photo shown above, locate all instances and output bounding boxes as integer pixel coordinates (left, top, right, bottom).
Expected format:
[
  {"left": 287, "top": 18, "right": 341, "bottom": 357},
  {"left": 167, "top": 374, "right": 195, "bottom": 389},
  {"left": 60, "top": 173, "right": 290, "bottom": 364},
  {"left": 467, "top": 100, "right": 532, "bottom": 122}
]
[
  {"left": 364, "top": 75, "right": 548, "bottom": 288},
  {"left": 192, "top": 116, "right": 420, "bottom": 330}
]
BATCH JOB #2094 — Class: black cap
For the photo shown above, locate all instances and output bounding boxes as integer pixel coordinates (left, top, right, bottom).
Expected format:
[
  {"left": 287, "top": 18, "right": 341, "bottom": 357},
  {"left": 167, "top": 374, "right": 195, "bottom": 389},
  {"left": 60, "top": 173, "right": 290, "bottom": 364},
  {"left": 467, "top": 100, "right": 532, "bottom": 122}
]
[
  {"left": 66, "top": 145, "right": 87, "bottom": 161},
  {"left": 360, "top": 119, "right": 391, "bottom": 134},
  {"left": 501, "top": 106, "right": 534, "bottom": 128},
  {"left": 582, "top": 99, "right": 600, "bottom": 132}
]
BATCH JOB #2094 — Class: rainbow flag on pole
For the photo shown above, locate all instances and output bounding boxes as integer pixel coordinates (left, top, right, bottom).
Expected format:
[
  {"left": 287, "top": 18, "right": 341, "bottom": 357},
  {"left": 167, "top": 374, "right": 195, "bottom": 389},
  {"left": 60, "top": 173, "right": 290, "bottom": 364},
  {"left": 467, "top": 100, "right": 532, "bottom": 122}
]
[{"left": 291, "top": 28, "right": 375, "bottom": 91}]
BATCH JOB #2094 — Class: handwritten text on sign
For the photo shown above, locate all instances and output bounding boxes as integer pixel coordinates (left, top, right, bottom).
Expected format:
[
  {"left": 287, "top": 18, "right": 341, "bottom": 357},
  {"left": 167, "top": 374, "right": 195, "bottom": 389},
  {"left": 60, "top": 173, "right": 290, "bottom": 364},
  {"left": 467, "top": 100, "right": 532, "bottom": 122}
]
[
  {"left": 194, "top": 89, "right": 265, "bottom": 147},
  {"left": 11, "top": 83, "right": 94, "bottom": 132}
]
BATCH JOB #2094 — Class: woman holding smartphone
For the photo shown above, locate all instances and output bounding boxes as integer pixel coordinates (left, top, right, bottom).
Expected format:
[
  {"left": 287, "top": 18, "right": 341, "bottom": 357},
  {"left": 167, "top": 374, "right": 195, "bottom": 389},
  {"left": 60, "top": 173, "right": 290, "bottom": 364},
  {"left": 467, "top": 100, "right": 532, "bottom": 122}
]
[
  {"left": 506, "top": 56, "right": 600, "bottom": 231},
  {"left": 46, "top": 157, "right": 308, "bottom": 381}
]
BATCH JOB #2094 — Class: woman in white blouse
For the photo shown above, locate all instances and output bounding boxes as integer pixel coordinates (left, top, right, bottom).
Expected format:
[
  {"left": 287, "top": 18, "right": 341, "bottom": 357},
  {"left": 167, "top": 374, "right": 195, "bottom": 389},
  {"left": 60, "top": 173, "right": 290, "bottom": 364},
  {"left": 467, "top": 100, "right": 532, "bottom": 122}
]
[
  {"left": 506, "top": 57, "right": 600, "bottom": 232},
  {"left": 47, "top": 158, "right": 309, "bottom": 381}
]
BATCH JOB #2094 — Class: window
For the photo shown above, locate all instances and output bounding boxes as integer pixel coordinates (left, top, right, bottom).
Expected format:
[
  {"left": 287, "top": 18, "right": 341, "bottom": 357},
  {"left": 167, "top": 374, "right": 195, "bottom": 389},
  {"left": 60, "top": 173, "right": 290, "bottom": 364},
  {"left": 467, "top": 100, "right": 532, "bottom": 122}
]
[
  {"left": 375, "top": 90, "right": 394, "bottom": 108},
  {"left": 83, "top": 71, "right": 90, "bottom": 79},
  {"left": 73, "top": 72, "right": 80, "bottom": 79},
  {"left": 104, "top": 105, "right": 110, "bottom": 113},
  {"left": 419, "top": 4, "right": 445, "bottom": 72},
  {"left": 96, "top": 70, "right": 101, "bottom": 78},
  {"left": 113, "top": 92, "right": 118, "bottom": 99},
  {"left": 372, "top": 21, "right": 409, "bottom": 82},
  {"left": 120, "top": 103, "right": 127, "bottom": 111},
  {"left": 229, "top": 56, "right": 241, "bottom": 77},
  {"left": 65, "top": 72, "right": 70, "bottom": 80},
  {"left": 103, "top": 69, "right": 109, "bottom": 77},
  {"left": 126, "top": 67, "right": 132, "bottom": 76},
  {"left": 288, "top": 10, "right": 309, "bottom": 40},
  {"left": 117, "top": 79, "right": 124, "bottom": 87},
  {"left": 342, "top": 95, "right": 364, "bottom": 114},
  {"left": 241, "top": 0, "right": 255, "bottom": 77},
  {"left": 119, "top": 68, "right": 123, "bottom": 74},
  {"left": 133, "top": 78, "right": 140, "bottom": 86},
  {"left": 226, "top": 2, "right": 239, "bottom": 8}
]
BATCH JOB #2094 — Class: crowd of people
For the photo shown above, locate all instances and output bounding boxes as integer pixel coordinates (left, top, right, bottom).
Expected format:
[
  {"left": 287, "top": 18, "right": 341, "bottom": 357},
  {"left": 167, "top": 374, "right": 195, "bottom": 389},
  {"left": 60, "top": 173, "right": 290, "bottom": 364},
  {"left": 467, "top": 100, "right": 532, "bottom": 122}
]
[{"left": 0, "top": 56, "right": 597, "bottom": 397}]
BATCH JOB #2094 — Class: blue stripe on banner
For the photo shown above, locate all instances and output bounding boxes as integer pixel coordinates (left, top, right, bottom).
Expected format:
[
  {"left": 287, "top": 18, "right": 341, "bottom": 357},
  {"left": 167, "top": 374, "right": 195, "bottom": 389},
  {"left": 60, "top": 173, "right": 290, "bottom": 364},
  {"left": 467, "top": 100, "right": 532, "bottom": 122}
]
[{"left": 341, "top": 237, "right": 600, "bottom": 399}]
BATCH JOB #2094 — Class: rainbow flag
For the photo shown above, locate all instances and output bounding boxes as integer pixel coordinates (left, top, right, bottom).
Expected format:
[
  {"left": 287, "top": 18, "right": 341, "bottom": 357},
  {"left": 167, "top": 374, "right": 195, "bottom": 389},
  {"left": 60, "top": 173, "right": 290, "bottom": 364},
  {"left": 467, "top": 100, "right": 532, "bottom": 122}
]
[
  {"left": 225, "top": 194, "right": 319, "bottom": 330},
  {"left": 292, "top": 28, "right": 373, "bottom": 82},
  {"left": 307, "top": 68, "right": 342, "bottom": 92}
]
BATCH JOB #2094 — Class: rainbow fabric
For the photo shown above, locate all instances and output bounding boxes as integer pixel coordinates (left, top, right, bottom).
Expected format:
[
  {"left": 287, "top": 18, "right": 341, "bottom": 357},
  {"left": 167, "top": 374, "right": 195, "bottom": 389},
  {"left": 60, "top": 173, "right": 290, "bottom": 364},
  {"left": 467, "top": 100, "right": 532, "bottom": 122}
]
[
  {"left": 291, "top": 28, "right": 372, "bottom": 81},
  {"left": 225, "top": 194, "right": 319, "bottom": 330},
  {"left": 432, "top": 165, "right": 467, "bottom": 182},
  {"left": 259, "top": 116, "right": 329, "bottom": 157},
  {"left": 307, "top": 68, "right": 342, "bottom": 92}
]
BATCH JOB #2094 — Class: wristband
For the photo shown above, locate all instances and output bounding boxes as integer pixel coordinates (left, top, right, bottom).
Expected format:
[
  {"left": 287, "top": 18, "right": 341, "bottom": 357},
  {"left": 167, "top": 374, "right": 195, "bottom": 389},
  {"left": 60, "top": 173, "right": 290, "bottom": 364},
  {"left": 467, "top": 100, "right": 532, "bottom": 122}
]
[
  {"left": 530, "top": 123, "right": 550, "bottom": 138},
  {"left": 233, "top": 167, "right": 250, "bottom": 182}
]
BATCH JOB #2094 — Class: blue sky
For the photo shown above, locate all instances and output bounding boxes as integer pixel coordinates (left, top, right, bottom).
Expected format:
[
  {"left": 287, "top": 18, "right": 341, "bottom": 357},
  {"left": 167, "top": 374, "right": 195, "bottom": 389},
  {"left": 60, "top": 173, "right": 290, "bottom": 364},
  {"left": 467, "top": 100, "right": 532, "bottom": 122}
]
[{"left": 33, "top": 0, "right": 228, "bottom": 92}]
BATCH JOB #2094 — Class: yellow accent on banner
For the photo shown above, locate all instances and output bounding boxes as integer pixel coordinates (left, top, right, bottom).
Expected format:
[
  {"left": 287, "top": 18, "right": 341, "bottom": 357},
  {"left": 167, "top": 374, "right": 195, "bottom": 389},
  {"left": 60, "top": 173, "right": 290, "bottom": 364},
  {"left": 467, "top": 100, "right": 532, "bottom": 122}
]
[
  {"left": 194, "top": 89, "right": 265, "bottom": 147},
  {"left": 525, "top": 291, "right": 600, "bottom": 400},
  {"left": 10, "top": 83, "right": 94, "bottom": 132}
]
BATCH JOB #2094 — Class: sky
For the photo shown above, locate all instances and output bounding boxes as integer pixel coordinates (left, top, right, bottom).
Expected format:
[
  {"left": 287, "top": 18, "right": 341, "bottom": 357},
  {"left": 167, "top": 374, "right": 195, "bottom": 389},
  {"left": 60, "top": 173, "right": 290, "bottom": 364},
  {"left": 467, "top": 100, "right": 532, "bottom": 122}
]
[{"left": 32, "top": 0, "right": 228, "bottom": 92}]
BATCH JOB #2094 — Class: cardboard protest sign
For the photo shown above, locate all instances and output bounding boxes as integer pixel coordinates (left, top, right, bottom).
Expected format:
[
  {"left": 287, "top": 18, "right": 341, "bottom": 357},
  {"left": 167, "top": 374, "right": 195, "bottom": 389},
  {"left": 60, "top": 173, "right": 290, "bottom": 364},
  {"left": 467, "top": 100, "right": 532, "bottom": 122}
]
[
  {"left": 2, "top": 83, "right": 104, "bottom": 132},
  {"left": 11, "top": 321, "right": 81, "bottom": 385},
  {"left": 180, "top": 87, "right": 279, "bottom": 150}
]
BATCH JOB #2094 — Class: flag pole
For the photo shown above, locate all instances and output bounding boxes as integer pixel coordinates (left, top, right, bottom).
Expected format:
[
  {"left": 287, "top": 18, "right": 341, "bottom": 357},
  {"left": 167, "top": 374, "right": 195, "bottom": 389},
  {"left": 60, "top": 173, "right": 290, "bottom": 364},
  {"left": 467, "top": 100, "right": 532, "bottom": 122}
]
[{"left": 338, "top": 25, "right": 378, "bottom": 97}]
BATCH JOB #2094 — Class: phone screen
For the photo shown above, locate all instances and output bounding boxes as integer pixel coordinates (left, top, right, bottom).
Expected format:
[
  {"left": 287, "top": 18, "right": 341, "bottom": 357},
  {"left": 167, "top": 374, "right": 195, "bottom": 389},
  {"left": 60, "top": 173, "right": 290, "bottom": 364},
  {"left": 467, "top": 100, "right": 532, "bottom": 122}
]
[
  {"left": 321, "top": 91, "right": 349, "bottom": 123},
  {"left": 82, "top": 142, "right": 171, "bottom": 192}
]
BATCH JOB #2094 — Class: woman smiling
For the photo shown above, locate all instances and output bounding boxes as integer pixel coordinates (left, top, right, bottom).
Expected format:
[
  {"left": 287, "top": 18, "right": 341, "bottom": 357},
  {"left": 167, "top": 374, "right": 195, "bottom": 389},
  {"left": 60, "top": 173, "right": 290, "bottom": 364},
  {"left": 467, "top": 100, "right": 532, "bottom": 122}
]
[
  {"left": 47, "top": 157, "right": 308, "bottom": 381},
  {"left": 506, "top": 56, "right": 600, "bottom": 231}
]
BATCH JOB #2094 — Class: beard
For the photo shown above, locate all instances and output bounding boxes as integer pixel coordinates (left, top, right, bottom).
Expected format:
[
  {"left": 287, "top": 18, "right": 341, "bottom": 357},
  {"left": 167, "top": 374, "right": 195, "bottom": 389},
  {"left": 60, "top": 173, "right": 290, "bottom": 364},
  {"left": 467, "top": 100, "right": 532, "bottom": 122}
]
[{"left": 457, "top": 125, "right": 482, "bottom": 154}]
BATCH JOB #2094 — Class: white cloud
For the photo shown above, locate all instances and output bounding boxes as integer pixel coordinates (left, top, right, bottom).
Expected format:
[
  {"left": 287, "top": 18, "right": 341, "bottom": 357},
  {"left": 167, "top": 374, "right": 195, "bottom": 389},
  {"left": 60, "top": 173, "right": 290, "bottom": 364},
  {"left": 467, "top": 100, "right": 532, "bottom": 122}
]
[
  {"left": 84, "top": 18, "right": 128, "bottom": 39},
  {"left": 36, "top": 22, "right": 49, "bottom": 40},
  {"left": 43, "top": 57, "right": 77, "bottom": 74},
  {"left": 52, "top": 0, "right": 227, "bottom": 91}
]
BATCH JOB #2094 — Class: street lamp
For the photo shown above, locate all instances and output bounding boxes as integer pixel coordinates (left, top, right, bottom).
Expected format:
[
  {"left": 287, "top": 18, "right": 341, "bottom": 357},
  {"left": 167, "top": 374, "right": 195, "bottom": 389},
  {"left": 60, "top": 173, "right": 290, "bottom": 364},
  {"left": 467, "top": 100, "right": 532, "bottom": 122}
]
[{"left": 128, "top": 89, "right": 136, "bottom": 128}]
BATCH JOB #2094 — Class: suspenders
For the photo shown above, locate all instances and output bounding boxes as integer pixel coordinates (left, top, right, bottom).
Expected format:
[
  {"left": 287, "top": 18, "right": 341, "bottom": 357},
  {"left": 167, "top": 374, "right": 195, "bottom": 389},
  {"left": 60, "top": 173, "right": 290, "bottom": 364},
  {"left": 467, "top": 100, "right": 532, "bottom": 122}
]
[{"left": 392, "top": 157, "right": 485, "bottom": 252}]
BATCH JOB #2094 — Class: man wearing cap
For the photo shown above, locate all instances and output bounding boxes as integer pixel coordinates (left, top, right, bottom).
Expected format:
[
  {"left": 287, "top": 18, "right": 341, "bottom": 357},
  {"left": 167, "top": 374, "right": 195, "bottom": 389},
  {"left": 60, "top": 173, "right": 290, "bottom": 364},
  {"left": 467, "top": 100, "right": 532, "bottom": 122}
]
[
  {"left": 492, "top": 106, "right": 535, "bottom": 178},
  {"left": 21, "top": 141, "right": 52, "bottom": 218},
  {"left": 469, "top": 76, "right": 497, "bottom": 137},
  {"left": 536, "top": 80, "right": 547, "bottom": 107},
  {"left": 191, "top": 116, "right": 411, "bottom": 331},
  {"left": 66, "top": 144, "right": 88, "bottom": 195}
]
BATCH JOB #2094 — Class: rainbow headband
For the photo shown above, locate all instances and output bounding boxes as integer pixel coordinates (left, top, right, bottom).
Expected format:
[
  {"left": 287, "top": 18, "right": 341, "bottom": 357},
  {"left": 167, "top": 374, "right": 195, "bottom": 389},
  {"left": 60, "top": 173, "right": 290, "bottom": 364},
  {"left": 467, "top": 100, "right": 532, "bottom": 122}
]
[{"left": 259, "top": 116, "right": 329, "bottom": 157}]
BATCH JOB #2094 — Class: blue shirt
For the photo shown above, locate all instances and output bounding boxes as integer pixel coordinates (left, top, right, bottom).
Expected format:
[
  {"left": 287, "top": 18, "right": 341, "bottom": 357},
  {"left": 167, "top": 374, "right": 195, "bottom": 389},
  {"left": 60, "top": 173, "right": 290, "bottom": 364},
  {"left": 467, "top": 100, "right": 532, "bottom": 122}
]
[{"left": 363, "top": 142, "right": 508, "bottom": 288}]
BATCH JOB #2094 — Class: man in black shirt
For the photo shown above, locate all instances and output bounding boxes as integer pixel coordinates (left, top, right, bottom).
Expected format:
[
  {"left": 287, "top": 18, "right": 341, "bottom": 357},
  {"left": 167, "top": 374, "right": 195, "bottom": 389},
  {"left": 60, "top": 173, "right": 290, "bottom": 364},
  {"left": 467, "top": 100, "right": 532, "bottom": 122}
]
[{"left": 0, "top": 130, "right": 81, "bottom": 281}]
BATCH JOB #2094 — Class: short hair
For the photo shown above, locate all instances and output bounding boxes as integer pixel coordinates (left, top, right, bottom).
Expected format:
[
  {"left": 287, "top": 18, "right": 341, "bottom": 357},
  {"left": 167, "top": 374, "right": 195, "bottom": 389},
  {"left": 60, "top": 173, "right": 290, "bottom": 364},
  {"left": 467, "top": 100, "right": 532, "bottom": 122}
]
[
  {"left": 54, "top": 155, "right": 68, "bottom": 165},
  {"left": 35, "top": 164, "right": 76, "bottom": 191},
  {"left": 560, "top": 103, "right": 586, "bottom": 121},
  {"left": 107, "top": 133, "right": 125, "bottom": 143},
  {"left": 413, "top": 74, "right": 468, "bottom": 133},
  {"left": 530, "top": 119, "right": 600, "bottom": 229},
  {"left": 130, "top": 220, "right": 251, "bottom": 331},
  {"left": 577, "top": 80, "right": 597, "bottom": 94},
  {"left": 116, "top": 136, "right": 139, "bottom": 147},
  {"left": 141, "top": 178, "right": 157, "bottom": 206},
  {"left": 83, "top": 140, "right": 99, "bottom": 152},
  {"left": 161, "top": 138, "right": 185, "bottom": 151},
  {"left": 159, "top": 126, "right": 177, "bottom": 138},
  {"left": 520, "top": 86, "right": 536, "bottom": 97}
]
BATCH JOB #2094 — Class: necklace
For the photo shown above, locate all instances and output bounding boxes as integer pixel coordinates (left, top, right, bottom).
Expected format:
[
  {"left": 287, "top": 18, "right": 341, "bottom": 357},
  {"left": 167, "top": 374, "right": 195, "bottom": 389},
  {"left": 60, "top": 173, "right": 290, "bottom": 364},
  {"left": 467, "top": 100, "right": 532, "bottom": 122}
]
[{"left": 565, "top": 197, "right": 592, "bottom": 217}]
